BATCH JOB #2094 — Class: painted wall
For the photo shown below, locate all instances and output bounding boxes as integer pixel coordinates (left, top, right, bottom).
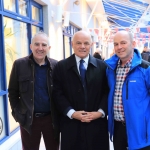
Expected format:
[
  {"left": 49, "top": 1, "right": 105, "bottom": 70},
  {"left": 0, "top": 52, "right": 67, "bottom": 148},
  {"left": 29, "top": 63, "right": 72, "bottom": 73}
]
[{"left": 35, "top": 0, "right": 99, "bottom": 61}]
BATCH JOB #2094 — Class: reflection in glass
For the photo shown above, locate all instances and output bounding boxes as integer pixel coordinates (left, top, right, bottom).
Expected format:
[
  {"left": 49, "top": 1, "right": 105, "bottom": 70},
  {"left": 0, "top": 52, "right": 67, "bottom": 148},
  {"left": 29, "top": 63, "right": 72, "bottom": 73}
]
[
  {"left": 4, "top": 0, "right": 16, "bottom": 12},
  {"left": 19, "top": 0, "right": 28, "bottom": 16},
  {"left": 64, "top": 36, "right": 71, "bottom": 58},
  {"left": 32, "top": 6, "right": 40, "bottom": 21},
  {"left": 71, "top": 37, "right": 74, "bottom": 54},
  {"left": 0, "top": 47, "right": 4, "bottom": 91},
  {"left": 0, "top": 96, "right": 6, "bottom": 139},
  {"left": 4, "top": 17, "right": 28, "bottom": 132},
  {"left": 4, "top": 17, "right": 28, "bottom": 85},
  {"left": 32, "top": 25, "right": 40, "bottom": 37}
]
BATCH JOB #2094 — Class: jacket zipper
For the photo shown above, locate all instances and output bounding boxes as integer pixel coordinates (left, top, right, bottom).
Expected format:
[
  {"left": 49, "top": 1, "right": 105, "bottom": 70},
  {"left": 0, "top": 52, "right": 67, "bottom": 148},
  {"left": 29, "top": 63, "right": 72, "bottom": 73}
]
[
  {"left": 145, "top": 117, "right": 148, "bottom": 142},
  {"left": 31, "top": 63, "right": 34, "bottom": 124},
  {"left": 47, "top": 68, "right": 52, "bottom": 99},
  {"left": 47, "top": 68, "right": 54, "bottom": 128},
  {"left": 126, "top": 80, "right": 129, "bottom": 100}
]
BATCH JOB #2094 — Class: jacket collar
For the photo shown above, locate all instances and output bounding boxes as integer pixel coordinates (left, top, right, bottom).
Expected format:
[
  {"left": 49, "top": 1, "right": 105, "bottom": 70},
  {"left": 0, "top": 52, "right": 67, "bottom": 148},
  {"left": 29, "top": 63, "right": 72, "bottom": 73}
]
[
  {"left": 28, "top": 53, "right": 52, "bottom": 70},
  {"left": 105, "top": 48, "right": 142, "bottom": 70},
  {"left": 89, "top": 54, "right": 97, "bottom": 67},
  {"left": 66, "top": 54, "right": 97, "bottom": 70}
]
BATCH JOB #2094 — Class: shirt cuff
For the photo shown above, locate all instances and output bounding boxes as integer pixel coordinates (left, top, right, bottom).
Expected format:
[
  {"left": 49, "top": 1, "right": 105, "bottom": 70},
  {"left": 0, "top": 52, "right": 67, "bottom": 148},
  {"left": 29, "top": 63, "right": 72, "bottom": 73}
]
[
  {"left": 98, "top": 109, "right": 105, "bottom": 118},
  {"left": 67, "top": 109, "right": 76, "bottom": 119}
]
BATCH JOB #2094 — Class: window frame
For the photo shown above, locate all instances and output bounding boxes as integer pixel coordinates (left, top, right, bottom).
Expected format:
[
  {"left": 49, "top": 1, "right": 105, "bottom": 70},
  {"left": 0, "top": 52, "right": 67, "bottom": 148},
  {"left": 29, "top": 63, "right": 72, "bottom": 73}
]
[
  {"left": 30, "top": 1, "right": 43, "bottom": 26},
  {"left": 63, "top": 24, "right": 80, "bottom": 58},
  {"left": 0, "top": 0, "right": 43, "bottom": 144}
]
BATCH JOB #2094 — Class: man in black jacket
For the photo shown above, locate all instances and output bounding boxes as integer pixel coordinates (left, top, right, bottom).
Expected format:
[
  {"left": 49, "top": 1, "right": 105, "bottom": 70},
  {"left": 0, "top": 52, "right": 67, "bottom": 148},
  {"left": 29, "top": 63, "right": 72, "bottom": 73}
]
[
  {"left": 141, "top": 46, "right": 150, "bottom": 62},
  {"left": 53, "top": 30, "right": 109, "bottom": 150},
  {"left": 8, "top": 31, "right": 59, "bottom": 150}
]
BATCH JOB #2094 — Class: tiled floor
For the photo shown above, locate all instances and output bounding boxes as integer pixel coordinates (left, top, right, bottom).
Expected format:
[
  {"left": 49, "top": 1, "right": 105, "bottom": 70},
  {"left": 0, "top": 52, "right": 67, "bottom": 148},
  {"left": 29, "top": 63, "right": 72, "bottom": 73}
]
[
  {"left": 39, "top": 136, "right": 114, "bottom": 150},
  {"left": 39, "top": 137, "right": 46, "bottom": 150}
]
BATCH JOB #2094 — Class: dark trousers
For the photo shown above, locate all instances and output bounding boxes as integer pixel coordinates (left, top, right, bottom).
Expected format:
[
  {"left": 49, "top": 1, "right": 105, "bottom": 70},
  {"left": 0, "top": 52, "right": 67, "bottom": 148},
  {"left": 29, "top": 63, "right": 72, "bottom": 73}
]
[
  {"left": 141, "top": 146, "right": 150, "bottom": 150},
  {"left": 113, "top": 120, "right": 128, "bottom": 150},
  {"left": 20, "top": 114, "right": 59, "bottom": 150},
  {"left": 113, "top": 120, "right": 150, "bottom": 150}
]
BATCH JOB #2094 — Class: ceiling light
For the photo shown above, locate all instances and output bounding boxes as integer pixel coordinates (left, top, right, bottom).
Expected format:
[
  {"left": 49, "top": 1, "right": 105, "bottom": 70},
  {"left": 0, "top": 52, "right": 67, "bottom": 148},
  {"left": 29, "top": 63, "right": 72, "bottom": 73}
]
[
  {"left": 73, "top": 0, "right": 79, "bottom": 5},
  {"left": 143, "top": 15, "right": 150, "bottom": 21},
  {"left": 136, "top": 0, "right": 150, "bottom": 4},
  {"left": 101, "top": 21, "right": 108, "bottom": 27}
]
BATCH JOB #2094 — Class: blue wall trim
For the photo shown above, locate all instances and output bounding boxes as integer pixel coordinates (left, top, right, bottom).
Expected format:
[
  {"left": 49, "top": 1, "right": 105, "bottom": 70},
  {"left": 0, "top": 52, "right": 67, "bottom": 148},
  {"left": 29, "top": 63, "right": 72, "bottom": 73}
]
[
  {"left": 0, "top": 90, "right": 7, "bottom": 96},
  {"left": 0, "top": 127, "right": 20, "bottom": 145}
]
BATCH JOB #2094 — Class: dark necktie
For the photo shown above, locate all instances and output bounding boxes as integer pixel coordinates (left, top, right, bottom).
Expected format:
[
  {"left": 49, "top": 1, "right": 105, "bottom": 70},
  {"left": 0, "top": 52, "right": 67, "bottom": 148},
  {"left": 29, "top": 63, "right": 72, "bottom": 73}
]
[{"left": 79, "top": 59, "right": 86, "bottom": 85}]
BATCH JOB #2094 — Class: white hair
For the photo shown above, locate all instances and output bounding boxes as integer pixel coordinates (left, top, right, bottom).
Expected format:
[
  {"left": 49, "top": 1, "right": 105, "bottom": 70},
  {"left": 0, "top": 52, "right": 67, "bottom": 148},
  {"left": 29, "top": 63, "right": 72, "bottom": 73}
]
[{"left": 31, "top": 30, "right": 50, "bottom": 45}]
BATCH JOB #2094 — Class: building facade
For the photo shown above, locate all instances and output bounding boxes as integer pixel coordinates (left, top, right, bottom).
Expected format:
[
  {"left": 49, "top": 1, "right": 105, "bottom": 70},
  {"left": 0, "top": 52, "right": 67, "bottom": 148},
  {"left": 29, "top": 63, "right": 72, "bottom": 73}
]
[{"left": 0, "top": 0, "right": 101, "bottom": 149}]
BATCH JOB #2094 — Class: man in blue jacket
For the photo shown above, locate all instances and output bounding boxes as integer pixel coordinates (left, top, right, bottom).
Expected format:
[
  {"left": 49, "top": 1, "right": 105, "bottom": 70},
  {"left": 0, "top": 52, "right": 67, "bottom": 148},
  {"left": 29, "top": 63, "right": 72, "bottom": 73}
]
[{"left": 105, "top": 30, "right": 150, "bottom": 150}]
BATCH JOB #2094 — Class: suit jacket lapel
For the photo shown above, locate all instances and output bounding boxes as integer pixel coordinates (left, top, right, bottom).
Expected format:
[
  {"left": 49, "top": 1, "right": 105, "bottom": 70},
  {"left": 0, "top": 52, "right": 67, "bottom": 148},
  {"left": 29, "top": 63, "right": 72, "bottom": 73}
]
[
  {"left": 86, "top": 55, "right": 97, "bottom": 86},
  {"left": 66, "top": 54, "right": 80, "bottom": 79},
  {"left": 66, "top": 54, "right": 98, "bottom": 84}
]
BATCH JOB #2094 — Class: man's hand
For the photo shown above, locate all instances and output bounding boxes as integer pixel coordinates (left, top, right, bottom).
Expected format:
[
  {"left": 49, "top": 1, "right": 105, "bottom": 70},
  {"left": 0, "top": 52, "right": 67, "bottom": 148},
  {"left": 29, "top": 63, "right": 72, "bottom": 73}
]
[
  {"left": 71, "top": 111, "right": 87, "bottom": 121},
  {"left": 81, "top": 112, "right": 102, "bottom": 122},
  {"left": 72, "top": 111, "right": 102, "bottom": 123}
]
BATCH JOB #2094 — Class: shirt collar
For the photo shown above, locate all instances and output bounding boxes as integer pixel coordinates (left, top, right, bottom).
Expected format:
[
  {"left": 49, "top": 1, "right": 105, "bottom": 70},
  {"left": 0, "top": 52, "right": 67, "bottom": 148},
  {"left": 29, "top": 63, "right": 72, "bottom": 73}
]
[
  {"left": 32, "top": 56, "right": 48, "bottom": 66},
  {"left": 118, "top": 54, "right": 133, "bottom": 67},
  {"left": 75, "top": 54, "right": 89, "bottom": 65}
]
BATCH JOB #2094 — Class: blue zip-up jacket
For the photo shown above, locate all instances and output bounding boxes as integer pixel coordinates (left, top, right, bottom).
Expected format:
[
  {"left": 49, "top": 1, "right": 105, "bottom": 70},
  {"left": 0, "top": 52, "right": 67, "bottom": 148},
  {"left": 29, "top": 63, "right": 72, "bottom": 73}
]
[{"left": 105, "top": 49, "right": 150, "bottom": 149}]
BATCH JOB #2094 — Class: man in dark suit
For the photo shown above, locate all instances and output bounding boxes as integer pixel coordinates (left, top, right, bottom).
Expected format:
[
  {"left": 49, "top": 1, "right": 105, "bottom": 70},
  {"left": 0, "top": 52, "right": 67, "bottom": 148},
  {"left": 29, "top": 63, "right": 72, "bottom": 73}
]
[{"left": 53, "top": 30, "right": 109, "bottom": 150}]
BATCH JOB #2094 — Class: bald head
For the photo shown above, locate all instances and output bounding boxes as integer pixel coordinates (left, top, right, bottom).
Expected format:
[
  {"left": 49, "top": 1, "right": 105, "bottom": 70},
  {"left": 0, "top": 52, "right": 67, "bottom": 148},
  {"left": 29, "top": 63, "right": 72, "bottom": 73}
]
[
  {"left": 113, "top": 30, "right": 134, "bottom": 66},
  {"left": 72, "top": 30, "right": 92, "bottom": 43},
  {"left": 72, "top": 30, "right": 93, "bottom": 59},
  {"left": 114, "top": 30, "right": 133, "bottom": 42}
]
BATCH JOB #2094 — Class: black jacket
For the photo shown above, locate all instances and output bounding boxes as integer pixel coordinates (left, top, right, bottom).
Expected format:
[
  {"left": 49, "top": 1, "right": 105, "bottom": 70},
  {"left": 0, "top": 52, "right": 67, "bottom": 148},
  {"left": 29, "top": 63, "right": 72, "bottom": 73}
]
[
  {"left": 93, "top": 52, "right": 102, "bottom": 60},
  {"left": 141, "top": 51, "right": 150, "bottom": 62},
  {"left": 52, "top": 54, "right": 109, "bottom": 150},
  {"left": 8, "top": 53, "right": 60, "bottom": 141}
]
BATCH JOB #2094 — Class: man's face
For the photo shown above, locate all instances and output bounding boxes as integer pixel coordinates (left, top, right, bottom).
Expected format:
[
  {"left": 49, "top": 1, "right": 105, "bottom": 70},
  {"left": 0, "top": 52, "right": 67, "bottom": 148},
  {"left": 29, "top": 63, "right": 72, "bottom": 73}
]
[
  {"left": 30, "top": 34, "right": 50, "bottom": 62},
  {"left": 72, "top": 32, "right": 93, "bottom": 59},
  {"left": 114, "top": 32, "right": 134, "bottom": 63},
  {"left": 144, "top": 47, "right": 148, "bottom": 52}
]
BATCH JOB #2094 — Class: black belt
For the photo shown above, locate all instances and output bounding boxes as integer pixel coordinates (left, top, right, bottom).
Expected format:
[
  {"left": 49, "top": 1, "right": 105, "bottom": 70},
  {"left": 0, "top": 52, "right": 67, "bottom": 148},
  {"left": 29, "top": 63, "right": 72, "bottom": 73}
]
[
  {"left": 34, "top": 112, "right": 51, "bottom": 117},
  {"left": 114, "top": 120, "right": 126, "bottom": 126}
]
